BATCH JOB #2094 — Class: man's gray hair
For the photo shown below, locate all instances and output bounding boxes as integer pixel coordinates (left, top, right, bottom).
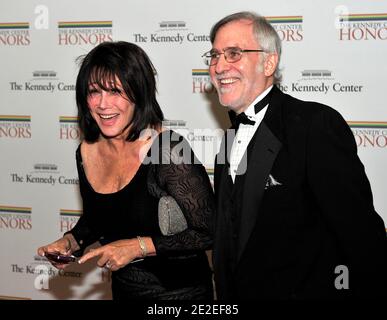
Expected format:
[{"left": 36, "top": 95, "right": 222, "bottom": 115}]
[{"left": 210, "top": 11, "right": 282, "bottom": 84}]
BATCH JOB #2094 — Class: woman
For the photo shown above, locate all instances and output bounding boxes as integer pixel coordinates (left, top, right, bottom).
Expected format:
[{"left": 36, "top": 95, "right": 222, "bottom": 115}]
[{"left": 37, "top": 41, "right": 214, "bottom": 300}]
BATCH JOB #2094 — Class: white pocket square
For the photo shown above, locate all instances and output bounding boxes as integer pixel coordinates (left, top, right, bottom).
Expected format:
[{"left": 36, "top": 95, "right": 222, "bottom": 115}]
[{"left": 265, "top": 174, "right": 282, "bottom": 189}]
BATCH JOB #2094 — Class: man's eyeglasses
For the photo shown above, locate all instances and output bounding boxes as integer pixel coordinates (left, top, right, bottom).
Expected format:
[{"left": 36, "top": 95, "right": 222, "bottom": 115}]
[{"left": 202, "top": 47, "right": 265, "bottom": 66}]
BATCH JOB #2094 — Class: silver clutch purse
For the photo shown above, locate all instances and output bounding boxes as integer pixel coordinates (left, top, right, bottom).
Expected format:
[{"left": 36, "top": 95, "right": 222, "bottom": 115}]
[{"left": 158, "top": 196, "right": 187, "bottom": 236}]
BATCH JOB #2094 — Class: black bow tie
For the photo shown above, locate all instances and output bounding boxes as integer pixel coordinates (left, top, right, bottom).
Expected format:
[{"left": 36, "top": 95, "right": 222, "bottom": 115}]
[
  {"left": 228, "top": 87, "right": 274, "bottom": 130},
  {"left": 229, "top": 111, "right": 255, "bottom": 129}
]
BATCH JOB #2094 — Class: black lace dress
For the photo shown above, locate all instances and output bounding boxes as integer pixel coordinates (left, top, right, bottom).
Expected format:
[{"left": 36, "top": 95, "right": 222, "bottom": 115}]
[{"left": 68, "top": 130, "right": 214, "bottom": 300}]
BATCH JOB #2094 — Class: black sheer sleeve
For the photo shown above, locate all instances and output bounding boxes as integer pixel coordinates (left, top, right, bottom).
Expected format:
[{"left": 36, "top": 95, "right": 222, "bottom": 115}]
[
  {"left": 64, "top": 204, "right": 100, "bottom": 257},
  {"left": 149, "top": 131, "right": 214, "bottom": 255}
]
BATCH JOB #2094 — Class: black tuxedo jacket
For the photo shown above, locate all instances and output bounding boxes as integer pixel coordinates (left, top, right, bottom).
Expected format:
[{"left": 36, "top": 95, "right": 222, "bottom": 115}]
[{"left": 213, "top": 85, "right": 387, "bottom": 299}]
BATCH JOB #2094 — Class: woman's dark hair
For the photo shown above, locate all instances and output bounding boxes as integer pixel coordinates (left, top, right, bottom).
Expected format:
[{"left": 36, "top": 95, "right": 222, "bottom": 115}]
[{"left": 76, "top": 41, "right": 164, "bottom": 142}]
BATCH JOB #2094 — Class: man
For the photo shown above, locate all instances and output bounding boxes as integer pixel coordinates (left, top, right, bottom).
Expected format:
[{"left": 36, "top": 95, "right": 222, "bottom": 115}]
[{"left": 206, "top": 11, "right": 387, "bottom": 299}]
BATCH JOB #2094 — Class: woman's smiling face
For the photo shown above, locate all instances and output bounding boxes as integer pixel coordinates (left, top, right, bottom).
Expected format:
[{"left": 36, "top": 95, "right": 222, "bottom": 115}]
[{"left": 87, "top": 77, "right": 135, "bottom": 140}]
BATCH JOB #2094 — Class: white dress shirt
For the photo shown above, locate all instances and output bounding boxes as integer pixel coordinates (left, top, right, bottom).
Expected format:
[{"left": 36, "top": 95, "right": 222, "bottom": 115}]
[{"left": 229, "top": 85, "right": 273, "bottom": 182}]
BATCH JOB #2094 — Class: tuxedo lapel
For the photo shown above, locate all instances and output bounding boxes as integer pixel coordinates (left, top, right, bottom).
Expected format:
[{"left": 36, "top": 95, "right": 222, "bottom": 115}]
[
  {"left": 237, "top": 121, "right": 282, "bottom": 262},
  {"left": 217, "top": 85, "right": 286, "bottom": 264}
]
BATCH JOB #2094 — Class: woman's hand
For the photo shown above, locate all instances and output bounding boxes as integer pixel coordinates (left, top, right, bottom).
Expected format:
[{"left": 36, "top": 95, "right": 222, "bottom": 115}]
[
  {"left": 78, "top": 238, "right": 155, "bottom": 271},
  {"left": 37, "top": 237, "right": 72, "bottom": 270}
]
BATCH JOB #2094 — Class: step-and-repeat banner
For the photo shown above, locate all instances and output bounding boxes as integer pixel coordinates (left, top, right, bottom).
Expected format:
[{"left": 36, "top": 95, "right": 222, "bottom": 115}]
[{"left": 1, "top": 0, "right": 386, "bottom": 299}]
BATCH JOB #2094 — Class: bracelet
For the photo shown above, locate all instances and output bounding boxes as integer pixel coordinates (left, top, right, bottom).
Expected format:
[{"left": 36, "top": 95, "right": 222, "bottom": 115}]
[{"left": 137, "top": 236, "right": 147, "bottom": 258}]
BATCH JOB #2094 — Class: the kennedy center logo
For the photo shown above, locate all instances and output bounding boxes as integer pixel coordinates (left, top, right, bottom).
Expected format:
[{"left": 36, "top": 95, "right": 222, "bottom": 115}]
[
  {"left": 339, "top": 13, "right": 387, "bottom": 40},
  {"left": 0, "top": 22, "right": 30, "bottom": 46},
  {"left": 278, "top": 69, "right": 364, "bottom": 94},
  {"left": 0, "top": 115, "right": 31, "bottom": 139},
  {"left": 60, "top": 209, "right": 81, "bottom": 233},
  {"left": 58, "top": 20, "right": 113, "bottom": 46},
  {"left": 192, "top": 69, "right": 215, "bottom": 94},
  {"left": 133, "top": 20, "right": 209, "bottom": 44},
  {"left": 10, "top": 163, "right": 79, "bottom": 186},
  {"left": 266, "top": 16, "right": 303, "bottom": 42},
  {"left": 59, "top": 116, "right": 80, "bottom": 141},
  {"left": 0, "top": 205, "right": 32, "bottom": 230},
  {"left": 9, "top": 70, "right": 75, "bottom": 93},
  {"left": 349, "top": 122, "right": 387, "bottom": 148}
]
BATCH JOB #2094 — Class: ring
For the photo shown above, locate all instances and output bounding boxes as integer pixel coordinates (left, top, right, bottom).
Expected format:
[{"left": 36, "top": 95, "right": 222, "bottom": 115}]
[{"left": 105, "top": 261, "right": 112, "bottom": 269}]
